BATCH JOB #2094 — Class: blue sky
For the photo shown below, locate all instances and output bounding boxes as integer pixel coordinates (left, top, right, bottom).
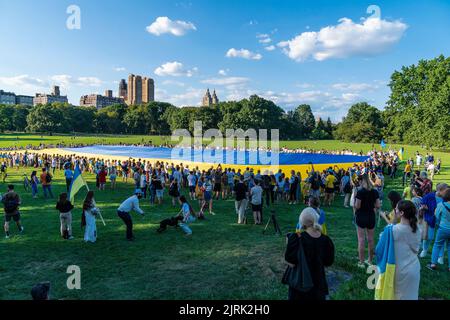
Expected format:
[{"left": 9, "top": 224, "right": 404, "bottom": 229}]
[{"left": 0, "top": 0, "right": 449, "bottom": 120}]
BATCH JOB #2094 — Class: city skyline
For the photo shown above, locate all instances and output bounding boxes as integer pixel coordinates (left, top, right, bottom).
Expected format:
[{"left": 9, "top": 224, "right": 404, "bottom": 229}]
[{"left": 0, "top": 0, "right": 449, "bottom": 120}]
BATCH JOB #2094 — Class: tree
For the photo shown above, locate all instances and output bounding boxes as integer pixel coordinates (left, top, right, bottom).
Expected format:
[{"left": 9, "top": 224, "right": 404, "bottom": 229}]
[
  {"left": 384, "top": 55, "right": 450, "bottom": 148},
  {"left": 26, "top": 104, "right": 66, "bottom": 133},
  {"left": 94, "top": 104, "right": 128, "bottom": 134},
  {"left": 291, "top": 104, "right": 316, "bottom": 138},
  {"left": 335, "top": 102, "right": 384, "bottom": 143}
]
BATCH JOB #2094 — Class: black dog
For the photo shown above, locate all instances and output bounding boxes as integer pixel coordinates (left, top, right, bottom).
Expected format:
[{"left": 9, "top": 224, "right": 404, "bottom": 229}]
[{"left": 157, "top": 216, "right": 184, "bottom": 233}]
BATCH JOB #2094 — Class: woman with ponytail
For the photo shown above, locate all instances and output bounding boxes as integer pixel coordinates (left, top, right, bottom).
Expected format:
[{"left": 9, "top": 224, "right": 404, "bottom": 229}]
[{"left": 392, "top": 200, "right": 421, "bottom": 300}]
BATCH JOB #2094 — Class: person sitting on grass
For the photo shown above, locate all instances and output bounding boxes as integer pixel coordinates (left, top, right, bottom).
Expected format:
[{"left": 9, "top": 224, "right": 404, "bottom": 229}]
[
  {"left": 178, "top": 195, "right": 196, "bottom": 237},
  {"left": 2, "top": 185, "right": 24, "bottom": 239}
]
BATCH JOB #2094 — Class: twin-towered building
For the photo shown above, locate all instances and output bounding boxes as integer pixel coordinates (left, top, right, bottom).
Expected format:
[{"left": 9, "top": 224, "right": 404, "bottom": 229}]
[
  {"left": 202, "top": 88, "right": 219, "bottom": 107},
  {"left": 120, "top": 74, "right": 155, "bottom": 105}
]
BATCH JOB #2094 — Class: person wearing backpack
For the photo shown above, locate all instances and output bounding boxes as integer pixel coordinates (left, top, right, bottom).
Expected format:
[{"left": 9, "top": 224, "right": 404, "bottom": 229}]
[
  {"left": 40, "top": 168, "right": 54, "bottom": 199},
  {"left": 283, "top": 208, "right": 335, "bottom": 300},
  {"left": 2, "top": 185, "right": 24, "bottom": 239}
]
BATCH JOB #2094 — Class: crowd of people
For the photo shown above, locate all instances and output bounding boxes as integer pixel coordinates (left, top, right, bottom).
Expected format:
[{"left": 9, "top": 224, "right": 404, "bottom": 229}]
[{"left": 1, "top": 146, "right": 448, "bottom": 301}]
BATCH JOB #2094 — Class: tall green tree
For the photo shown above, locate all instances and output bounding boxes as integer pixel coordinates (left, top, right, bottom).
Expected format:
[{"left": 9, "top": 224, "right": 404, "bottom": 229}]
[{"left": 291, "top": 104, "right": 316, "bottom": 138}]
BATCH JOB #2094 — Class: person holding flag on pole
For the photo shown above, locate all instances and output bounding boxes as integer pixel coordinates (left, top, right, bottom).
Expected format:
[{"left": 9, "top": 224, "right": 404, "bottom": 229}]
[{"left": 117, "top": 189, "right": 145, "bottom": 241}]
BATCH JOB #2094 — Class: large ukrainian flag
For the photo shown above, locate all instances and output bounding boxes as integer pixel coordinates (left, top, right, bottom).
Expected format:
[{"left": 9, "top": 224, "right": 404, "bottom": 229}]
[
  {"left": 375, "top": 225, "right": 396, "bottom": 300},
  {"left": 69, "top": 164, "right": 87, "bottom": 203}
]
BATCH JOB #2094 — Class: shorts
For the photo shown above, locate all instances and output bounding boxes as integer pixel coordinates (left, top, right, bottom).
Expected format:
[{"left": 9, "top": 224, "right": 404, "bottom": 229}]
[
  {"left": 110, "top": 174, "right": 117, "bottom": 180},
  {"left": 355, "top": 213, "right": 376, "bottom": 230},
  {"left": 156, "top": 189, "right": 164, "bottom": 198},
  {"left": 228, "top": 183, "right": 234, "bottom": 189},
  {"left": 252, "top": 204, "right": 262, "bottom": 211},
  {"left": 204, "top": 191, "right": 212, "bottom": 201},
  {"left": 213, "top": 183, "right": 222, "bottom": 192},
  {"left": 309, "top": 189, "right": 321, "bottom": 198},
  {"left": 189, "top": 186, "right": 196, "bottom": 193},
  {"left": 5, "top": 213, "right": 20, "bottom": 223},
  {"left": 325, "top": 188, "right": 334, "bottom": 194}
]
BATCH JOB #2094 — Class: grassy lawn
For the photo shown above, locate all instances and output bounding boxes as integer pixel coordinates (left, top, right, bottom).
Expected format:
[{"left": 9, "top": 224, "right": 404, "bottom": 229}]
[{"left": 0, "top": 134, "right": 449, "bottom": 300}]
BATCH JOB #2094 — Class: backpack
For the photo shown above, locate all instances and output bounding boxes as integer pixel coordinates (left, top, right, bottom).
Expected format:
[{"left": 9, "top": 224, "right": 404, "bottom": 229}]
[
  {"left": 45, "top": 173, "right": 52, "bottom": 184},
  {"left": 343, "top": 181, "right": 352, "bottom": 194}
]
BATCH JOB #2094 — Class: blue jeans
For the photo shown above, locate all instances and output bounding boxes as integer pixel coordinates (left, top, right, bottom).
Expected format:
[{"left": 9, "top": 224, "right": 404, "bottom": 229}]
[
  {"left": 43, "top": 185, "right": 54, "bottom": 198},
  {"left": 179, "top": 216, "right": 195, "bottom": 235},
  {"left": 431, "top": 227, "right": 450, "bottom": 267},
  {"left": 31, "top": 184, "right": 38, "bottom": 197}
]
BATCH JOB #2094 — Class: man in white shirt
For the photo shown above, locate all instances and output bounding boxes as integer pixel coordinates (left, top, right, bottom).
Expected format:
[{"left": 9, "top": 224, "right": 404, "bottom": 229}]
[
  {"left": 117, "top": 189, "right": 145, "bottom": 241},
  {"left": 250, "top": 180, "right": 263, "bottom": 225},
  {"left": 187, "top": 172, "right": 197, "bottom": 200}
]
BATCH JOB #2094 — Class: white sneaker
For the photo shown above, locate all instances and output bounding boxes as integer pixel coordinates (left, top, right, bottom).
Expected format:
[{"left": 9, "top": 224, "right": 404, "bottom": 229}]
[
  {"left": 419, "top": 250, "right": 427, "bottom": 258},
  {"left": 438, "top": 256, "right": 444, "bottom": 265},
  {"left": 5, "top": 234, "right": 10, "bottom": 239}
]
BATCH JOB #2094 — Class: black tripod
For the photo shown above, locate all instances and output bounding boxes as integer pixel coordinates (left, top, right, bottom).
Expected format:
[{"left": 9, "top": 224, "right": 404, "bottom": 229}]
[{"left": 262, "top": 210, "right": 282, "bottom": 235}]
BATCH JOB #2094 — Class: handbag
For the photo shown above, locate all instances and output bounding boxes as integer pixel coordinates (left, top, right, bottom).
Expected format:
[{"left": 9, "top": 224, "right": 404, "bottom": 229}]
[{"left": 281, "top": 234, "right": 314, "bottom": 292}]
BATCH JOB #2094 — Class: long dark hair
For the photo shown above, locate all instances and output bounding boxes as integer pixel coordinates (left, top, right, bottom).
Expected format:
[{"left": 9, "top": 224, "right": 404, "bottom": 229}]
[
  {"left": 388, "top": 191, "right": 402, "bottom": 210},
  {"left": 83, "top": 191, "right": 95, "bottom": 211},
  {"left": 397, "top": 200, "right": 418, "bottom": 233},
  {"left": 58, "top": 193, "right": 69, "bottom": 205}
]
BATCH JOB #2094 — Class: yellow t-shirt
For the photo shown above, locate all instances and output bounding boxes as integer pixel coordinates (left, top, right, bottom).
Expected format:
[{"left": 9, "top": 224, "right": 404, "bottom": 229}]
[
  {"left": 404, "top": 163, "right": 411, "bottom": 173},
  {"left": 325, "top": 175, "right": 336, "bottom": 189},
  {"left": 403, "top": 186, "right": 412, "bottom": 200}
]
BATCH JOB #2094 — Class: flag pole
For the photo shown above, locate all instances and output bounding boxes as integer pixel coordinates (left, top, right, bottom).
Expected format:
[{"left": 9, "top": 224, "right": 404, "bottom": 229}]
[{"left": 82, "top": 174, "right": 106, "bottom": 226}]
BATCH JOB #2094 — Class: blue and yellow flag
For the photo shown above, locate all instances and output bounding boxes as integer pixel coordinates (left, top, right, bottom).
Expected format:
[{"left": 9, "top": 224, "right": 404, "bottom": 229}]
[
  {"left": 375, "top": 225, "right": 396, "bottom": 300},
  {"left": 69, "top": 164, "right": 88, "bottom": 203},
  {"left": 398, "top": 148, "right": 404, "bottom": 161}
]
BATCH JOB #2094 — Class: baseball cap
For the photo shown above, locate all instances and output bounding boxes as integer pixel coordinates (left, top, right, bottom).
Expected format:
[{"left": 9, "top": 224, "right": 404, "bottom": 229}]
[{"left": 135, "top": 189, "right": 143, "bottom": 195}]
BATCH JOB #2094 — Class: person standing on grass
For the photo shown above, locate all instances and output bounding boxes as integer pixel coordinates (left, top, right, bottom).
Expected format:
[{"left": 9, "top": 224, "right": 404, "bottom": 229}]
[
  {"left": 169, "top": 178, "right": 180, "bottom": 207},
  {"left": 30, "top": 171, "right": 39, "bottom": 198},
  {"left": 82, "top": 191, "right": 99, "bottom": 243},
  {"left": 64, "top": 164, "right": 74, "bottom": 192},
  {"left": 379, "top": 200, "right": 421, "bottom": 300},
  {"left": 56, "top": 193, "right": 74, "bottom": 240},
  {"left": 109, "top": 165, "right": 117, "bottom": 190},
  {"left": 234, "top": 175, "right": 248, "bottom": 224},
  {"left": 428, "top": 187, "right": 450, "bottom": 271},
  {"left": 353, "top": 174, "right": 381, "bottom": 268},
  {"left": 324, "top": 171, "right": 336, "bottom": 207},
  {"left": 187, "top": 171, "right": 197, "bottom": 201},
  {"left": 342, "top": 171, "right": 352, "bottom": 208},
  {"left": 283, "top": 208, "right": 335, "bottom": 301},
  {"left": 402, "top": 161, "right": 412, "bottom": 187},
  {"left": 97, "top": 166, "right": 107, "bottom": 191},
  {"left": 250, "top": 180, "right": 263, "bottom": 225},
  {"left": 2, "top": 185, "right": 24, "bottom": 239},
  {"left": 418, "top": 183, "right": 447, "bottom": 259},
  {"left": 117, "top": 189, "right": 145, "bottom": 241},
  {"left": 40, "top": 168, "right": 54, "bottom": 199}
]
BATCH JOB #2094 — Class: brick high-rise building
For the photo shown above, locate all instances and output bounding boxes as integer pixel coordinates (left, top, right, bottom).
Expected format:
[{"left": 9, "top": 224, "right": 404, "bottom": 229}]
[
  {"left": 126, "top": 74, "right": 154, "bottom": 105},
  {"left": 33, "top": 86, "right": 68, "bottom": 105},
  {"left": 142, "top": 77, "right": 155, "bottom": 103}
]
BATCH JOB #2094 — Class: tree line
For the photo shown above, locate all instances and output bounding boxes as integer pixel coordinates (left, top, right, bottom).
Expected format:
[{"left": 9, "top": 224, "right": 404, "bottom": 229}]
[{"left": 0, "top": 55, "right": 448, "bottom": 147}]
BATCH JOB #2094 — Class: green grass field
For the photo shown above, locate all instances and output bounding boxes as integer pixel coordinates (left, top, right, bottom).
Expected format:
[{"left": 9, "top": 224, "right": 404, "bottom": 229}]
[{"left": 0, "top": 134, "right": 449, "bottom": 300}]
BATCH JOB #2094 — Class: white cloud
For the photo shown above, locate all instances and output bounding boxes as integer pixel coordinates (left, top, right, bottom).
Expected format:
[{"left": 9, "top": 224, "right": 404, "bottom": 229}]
[
  {"left": 201, "top": 77, "right": 250, "bottom": 88},
  {"left": 218, "top": 69, "right": 228, "bottom": 76},
  {"left": 51, "top": 75, "right": 103, "bottom": 88},
  {"left": 146, "top": 16, "right": 196, "bottom": 36},
  {"left": 278, "top": 17, "right": 408, "bottom": 62},
  {"left": 256, "top": 33, "right": 269, "bottom": 39},
  {"left": 332, "top": 82, "right": 379, "bottom": 92},
  {"left": 259, "top": 37, "right": 272, "bottom": 44},
  {"left": 0, "top": 74, "right": 48, "bottom": 88},
  {"left": 226, "top": 48, "right": 262, "bottom": 60},
  {"left": 265, "top": 45, "right": 276, "bottom": 51},
  {"left": 156, "top": 87, "right": 204, "bottom": 106},
  {"left": 154, "top": 61, "right": 198, "bottom": 77},
  {"left": 113, "top": 67, "right": 126, "bottom": 72}
]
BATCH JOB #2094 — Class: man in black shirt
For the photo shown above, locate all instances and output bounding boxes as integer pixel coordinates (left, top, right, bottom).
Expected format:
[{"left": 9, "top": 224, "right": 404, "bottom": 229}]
[
  {"left": 234, "top": 176, "right": 248, "bottom": 224},
  {"left": 2, "top": 185, "right": 23, "bottom": 239}
]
